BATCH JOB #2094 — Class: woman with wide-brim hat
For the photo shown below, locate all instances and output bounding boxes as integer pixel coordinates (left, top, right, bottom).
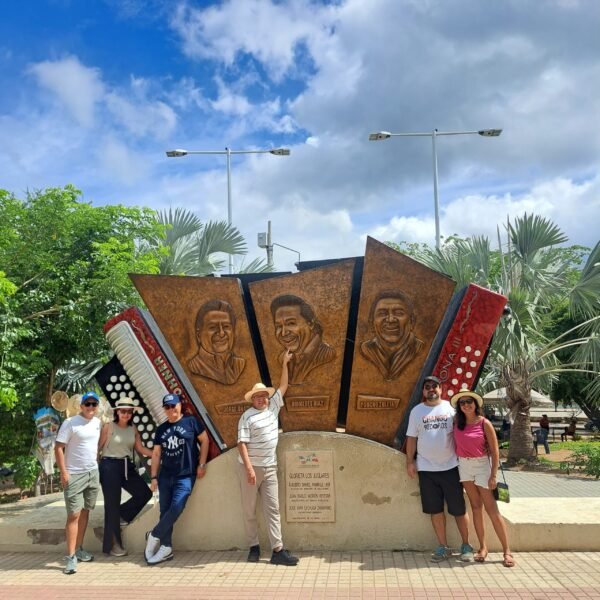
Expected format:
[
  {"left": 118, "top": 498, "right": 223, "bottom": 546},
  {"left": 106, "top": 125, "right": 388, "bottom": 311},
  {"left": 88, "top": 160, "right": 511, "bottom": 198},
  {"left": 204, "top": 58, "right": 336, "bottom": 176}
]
[
  {"left": 452, "top": 390, "right": 515, "bottom": 567},
  {"left": 98, "top": 396, "right": 153, "bottom": 556}
]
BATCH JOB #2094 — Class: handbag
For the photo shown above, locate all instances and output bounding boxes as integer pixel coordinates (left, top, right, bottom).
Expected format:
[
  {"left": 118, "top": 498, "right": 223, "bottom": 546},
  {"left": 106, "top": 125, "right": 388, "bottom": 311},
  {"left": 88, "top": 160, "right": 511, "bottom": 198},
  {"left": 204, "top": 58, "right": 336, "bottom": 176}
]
[
  {"left": 493, "top": 461, "right": 510, "bottom": 503},
  {"left": 482, "top": 419, "right": 510, "bottom": 503}
]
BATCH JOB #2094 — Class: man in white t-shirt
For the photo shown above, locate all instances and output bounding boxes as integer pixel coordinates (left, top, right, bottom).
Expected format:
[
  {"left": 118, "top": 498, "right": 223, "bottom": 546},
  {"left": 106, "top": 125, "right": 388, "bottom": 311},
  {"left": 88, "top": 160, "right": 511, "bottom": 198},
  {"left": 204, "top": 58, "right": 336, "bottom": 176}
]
[
  {"left": 237, "top": 349, "right": 298, "bottom": 566},
  {"left": 55, "top": 391, "right": 102, "bottom": 575},
  {"left": 406, "top": 376, "right": 473, "bottom": 562}
]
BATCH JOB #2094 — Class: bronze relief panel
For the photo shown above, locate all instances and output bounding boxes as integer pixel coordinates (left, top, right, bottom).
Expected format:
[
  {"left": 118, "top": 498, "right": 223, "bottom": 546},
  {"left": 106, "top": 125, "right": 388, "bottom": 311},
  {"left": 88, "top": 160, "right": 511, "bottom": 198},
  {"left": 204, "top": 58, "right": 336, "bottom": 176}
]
[
  {"left": 345, "top": 237, "right": 456, "bottom": 445},
  {"left": 249, "top": 259, "right": 355, "bottom": 432},
  {"left": 130, "top": 274, "right": 261, "bottom": 448}
]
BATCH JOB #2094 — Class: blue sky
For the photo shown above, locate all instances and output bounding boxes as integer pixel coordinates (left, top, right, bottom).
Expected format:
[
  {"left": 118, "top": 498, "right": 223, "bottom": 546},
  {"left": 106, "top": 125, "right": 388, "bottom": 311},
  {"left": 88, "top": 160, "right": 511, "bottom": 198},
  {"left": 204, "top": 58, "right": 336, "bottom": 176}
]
[{"left": 1, "top": 0, "right": 599, "bottom": 271}]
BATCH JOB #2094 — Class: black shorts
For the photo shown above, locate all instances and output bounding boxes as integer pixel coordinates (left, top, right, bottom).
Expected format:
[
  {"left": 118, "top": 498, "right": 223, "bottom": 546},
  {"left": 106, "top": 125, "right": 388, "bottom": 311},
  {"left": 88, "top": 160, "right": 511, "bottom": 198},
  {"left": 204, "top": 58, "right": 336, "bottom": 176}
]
[{"left": 418, "top": 467, "right": 466, "bottom": 516}]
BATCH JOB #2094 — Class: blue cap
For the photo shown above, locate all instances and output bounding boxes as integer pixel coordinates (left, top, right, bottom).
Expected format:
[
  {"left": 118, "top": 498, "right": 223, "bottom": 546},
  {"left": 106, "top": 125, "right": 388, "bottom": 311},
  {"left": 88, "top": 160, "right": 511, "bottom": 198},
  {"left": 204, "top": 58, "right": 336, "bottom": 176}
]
[
  {"left": 81, "top": 391, "right": 100, "bottom": 404},
  {"left": 162, "top": 393, "right": 181, "bottom": 406}
]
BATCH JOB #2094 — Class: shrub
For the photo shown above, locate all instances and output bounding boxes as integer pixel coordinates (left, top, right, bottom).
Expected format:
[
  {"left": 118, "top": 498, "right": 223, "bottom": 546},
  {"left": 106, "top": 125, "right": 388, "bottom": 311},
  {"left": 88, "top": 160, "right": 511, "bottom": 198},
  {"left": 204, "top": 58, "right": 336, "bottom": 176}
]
[
  {"left": 12, "top": 455, "right": 40, "bottom": 492},
  {"left": 560, "top": 443, "right": 600, "bottom": 479}
]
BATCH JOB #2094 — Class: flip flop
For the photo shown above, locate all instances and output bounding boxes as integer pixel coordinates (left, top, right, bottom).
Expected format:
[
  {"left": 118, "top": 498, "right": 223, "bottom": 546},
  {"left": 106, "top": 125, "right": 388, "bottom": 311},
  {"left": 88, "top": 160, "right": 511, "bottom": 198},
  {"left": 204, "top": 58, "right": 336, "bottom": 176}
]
[
  {"left": 503, "top": 553, "right": 515, "bottom": 568},
  {"left": 474, "top": 549, "right": 488, "bottom": 562}
]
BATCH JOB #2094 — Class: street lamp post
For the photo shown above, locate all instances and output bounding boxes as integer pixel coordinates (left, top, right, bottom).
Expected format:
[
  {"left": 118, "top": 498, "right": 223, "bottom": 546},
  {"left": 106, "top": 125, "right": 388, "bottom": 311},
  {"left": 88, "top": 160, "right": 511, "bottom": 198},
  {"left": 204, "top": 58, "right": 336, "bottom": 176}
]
[
  {"left": 166, "top": 147, "right": 291, "bottom": 273},
  {"left": 368, "top": 129, "right": 502, "bottom": 250}
]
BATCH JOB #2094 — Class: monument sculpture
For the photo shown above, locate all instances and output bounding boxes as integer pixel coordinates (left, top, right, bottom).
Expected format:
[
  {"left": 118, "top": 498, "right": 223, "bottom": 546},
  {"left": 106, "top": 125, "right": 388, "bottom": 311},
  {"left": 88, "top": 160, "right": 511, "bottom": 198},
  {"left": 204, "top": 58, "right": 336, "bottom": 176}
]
[{"left": 188, "top": 299, "right": 246, "bottom": 385}]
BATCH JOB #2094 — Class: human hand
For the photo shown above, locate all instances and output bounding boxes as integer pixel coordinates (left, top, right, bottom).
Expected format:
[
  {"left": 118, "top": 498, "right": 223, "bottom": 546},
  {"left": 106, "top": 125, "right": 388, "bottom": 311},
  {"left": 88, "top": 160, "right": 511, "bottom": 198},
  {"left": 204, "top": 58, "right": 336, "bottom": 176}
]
[
  {"left": 60, "top": 471, "right": 69, "bottom": 488},
  {"left": 150, "top": 479, "right": 158, "bottom": 493},
  {"left": 196, "top": 465, "right": 207, "bottom": 479},
  {"left": 247, "top": 466, "right": 256, "bottom": 485},
  {"left": 406, "top": 462, "right": 417, "bottom": 479},
  {"left": 282, "top": 349, "right": 293, "bottom": 366},
  {"left": 488, "top": 475, "right": 497, "bottom": 490}
]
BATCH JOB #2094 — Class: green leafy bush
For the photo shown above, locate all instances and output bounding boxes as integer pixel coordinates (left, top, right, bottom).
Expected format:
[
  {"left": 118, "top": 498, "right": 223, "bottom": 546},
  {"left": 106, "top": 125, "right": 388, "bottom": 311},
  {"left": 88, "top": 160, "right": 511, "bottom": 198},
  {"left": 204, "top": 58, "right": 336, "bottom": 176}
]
[
  {"left": 12, "top": 455, "right": 40, "bottom": 492},
  {"left": 560, "top": 443, "right": 600, "bottom": 479}
]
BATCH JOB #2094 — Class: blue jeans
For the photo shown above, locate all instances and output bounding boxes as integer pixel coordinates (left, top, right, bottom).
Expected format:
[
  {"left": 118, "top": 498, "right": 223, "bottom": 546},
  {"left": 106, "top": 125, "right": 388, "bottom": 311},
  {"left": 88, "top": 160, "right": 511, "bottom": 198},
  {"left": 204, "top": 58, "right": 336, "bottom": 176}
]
[
  {"left": 539, "top": 429, "right": 550, "bottom": 453},
  {"left": 152, "top": 474, "right": 195, "bottom": 547}
]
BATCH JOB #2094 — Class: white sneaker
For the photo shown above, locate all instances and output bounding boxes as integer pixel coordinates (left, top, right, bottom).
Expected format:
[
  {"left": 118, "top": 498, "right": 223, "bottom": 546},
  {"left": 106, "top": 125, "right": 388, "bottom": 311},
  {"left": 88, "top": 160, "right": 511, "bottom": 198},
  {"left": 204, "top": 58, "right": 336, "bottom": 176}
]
[
  {"left": 147, "top": 545, "right": 173, "bottom": 565},
  {"left": 144, "top": 531, "right": 160, "bottom": 562}
]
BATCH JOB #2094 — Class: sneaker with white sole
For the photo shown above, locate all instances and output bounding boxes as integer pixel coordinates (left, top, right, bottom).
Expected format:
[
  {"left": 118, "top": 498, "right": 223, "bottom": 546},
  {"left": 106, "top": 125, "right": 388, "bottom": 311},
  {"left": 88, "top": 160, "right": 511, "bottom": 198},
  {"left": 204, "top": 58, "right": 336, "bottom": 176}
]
[
  {"left": 75, "top": 547, "right": 94, "bottom": 562},
  {"left": 144, "top": 531, "right": 160, "bottom": 562},
  {"left": 430, "top": 544, "right": 452, "bottom": 562},
  {"left": 147, "top": 545, "right": 173, "bottom": 565},
  {"left": 460, "top": 543, "right": 474, "bottom": 562},
  {"left": 63, "top": 554, "right": 77, "bottom": 575}
]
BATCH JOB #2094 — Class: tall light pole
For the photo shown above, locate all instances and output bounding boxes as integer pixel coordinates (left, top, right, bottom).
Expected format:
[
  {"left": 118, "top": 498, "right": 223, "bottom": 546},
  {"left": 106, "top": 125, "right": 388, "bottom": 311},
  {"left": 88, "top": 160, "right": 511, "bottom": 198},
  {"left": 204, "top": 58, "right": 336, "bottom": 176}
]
[
  {"left": 368, "top": 129, "right": 502, "bottom": 250},
  {"left": 165, "top": 147, "right": 291, "bottom": 273}
]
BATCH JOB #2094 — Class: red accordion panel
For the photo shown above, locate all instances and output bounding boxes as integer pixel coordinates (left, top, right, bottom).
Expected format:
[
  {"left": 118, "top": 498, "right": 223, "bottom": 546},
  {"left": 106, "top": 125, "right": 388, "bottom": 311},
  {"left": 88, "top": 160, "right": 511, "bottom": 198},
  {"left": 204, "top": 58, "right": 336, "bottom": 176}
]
[{"left": 431, "top": 284, "right": 506, "bottom": 400}]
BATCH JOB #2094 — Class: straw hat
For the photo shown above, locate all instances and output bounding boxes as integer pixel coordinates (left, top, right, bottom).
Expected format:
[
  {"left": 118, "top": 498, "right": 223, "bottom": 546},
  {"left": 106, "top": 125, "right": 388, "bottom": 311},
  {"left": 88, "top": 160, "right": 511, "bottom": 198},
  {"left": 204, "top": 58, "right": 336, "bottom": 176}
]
[
  {"left": 50, "top": 390, "right": 69, "bottom": 412},
  {"left": 450, "top": 390, "right": 484, "bottom": 409},
  {"left": 66, "top": 394, "right": 82, "bottom": 417},
  {"left": 114, "top": 397, "right": 142, "bottom": 411},
  {"left": 244, "top": 383, "right": 275, "bottom": 402}
]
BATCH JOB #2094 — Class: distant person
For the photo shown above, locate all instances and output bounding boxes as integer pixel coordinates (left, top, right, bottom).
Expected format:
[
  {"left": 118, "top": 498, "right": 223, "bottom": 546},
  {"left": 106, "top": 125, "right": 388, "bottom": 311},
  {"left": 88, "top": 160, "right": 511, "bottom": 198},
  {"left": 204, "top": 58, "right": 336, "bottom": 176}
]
[
  {"left": 538, "top": 414, "right": 550, "bottom": 454},
  {"left": 98, "top": 397, "right": 153, "bottom": 556},
  {"left": 361, "top": 291, "right": 423, "bottom": 381},
  {"left": 237, "top": 349, "right": 299, "bottom": 566},
  {"left": 145, "top": 394, "right": 209, "bottom": 565},
  {"left": 188, "top": 299, "right": 246, "bottom": 385},
  {"left": 271, "top": 294, "right": 335, "bottom": 385},
  {"left": 561, "top": 419, "right": 577, "bottom": 442},
  {"left": 405, "top": 376, "right": 473, "bottom": 563},
  {"left": 54, "top": 391, "right": 102, "bottom": 575},
  {"left": 501, "top": 418, "right": 511, "bottom": 442},
  {"left": 452, "top": 391, "right": 515, "bottom": 567}
]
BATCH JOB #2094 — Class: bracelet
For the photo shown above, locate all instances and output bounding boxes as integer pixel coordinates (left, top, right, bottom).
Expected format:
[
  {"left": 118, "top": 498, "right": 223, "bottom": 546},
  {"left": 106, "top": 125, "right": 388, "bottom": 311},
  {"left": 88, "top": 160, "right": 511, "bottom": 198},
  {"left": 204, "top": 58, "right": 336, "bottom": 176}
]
[
  {"left": 198, "top": 463, "right": 207, "bottom": 469},
  {"left": 151, "top": 476, "right": 158, "bottom": 480}
]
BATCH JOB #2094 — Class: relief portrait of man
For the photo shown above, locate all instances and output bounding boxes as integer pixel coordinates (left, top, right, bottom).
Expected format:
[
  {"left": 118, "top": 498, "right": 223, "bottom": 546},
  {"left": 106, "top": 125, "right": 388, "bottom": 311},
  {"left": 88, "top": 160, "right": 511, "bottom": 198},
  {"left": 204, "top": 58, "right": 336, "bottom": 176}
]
[
  {"left": 188, "top": 299, "right": 246, "bottom": 385},
  {"left": 360, "top": 291, "right": 423, "bottom": 382},
  {"left": 270, "top": 294, "right": 336, "bottom": 385}
]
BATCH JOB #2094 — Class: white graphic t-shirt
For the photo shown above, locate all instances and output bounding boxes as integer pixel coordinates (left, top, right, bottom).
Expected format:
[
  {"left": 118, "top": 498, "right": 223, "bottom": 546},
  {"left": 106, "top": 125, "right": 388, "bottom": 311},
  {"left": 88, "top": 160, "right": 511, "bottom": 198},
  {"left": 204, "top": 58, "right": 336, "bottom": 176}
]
[
  {"left": 56, "top": 415, "right": 101, "bottom": 474},
  {"left": 406, "top": 401, "right": 458, "bottom": 472}
]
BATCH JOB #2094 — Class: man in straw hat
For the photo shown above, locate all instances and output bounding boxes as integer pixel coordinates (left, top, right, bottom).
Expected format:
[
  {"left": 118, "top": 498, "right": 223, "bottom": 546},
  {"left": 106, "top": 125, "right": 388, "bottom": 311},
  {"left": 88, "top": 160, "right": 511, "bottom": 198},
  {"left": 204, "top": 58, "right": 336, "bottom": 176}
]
[
  {"left": 237, "top": 348, "right": 299, "bottom": 566},
  {"left": 54, "top": 391, "right": 102, "bottom": 575},
  {"left": 405, "top": 376, "right": 473, "bottom": 563}
]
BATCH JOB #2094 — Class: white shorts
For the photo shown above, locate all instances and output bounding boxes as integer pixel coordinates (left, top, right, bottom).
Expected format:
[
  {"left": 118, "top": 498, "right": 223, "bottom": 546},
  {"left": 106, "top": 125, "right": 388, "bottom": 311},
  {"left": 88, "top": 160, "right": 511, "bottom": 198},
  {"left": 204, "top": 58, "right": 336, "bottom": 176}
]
[{"left": 458, "top": 456, "right": 491, "bottom": 489}]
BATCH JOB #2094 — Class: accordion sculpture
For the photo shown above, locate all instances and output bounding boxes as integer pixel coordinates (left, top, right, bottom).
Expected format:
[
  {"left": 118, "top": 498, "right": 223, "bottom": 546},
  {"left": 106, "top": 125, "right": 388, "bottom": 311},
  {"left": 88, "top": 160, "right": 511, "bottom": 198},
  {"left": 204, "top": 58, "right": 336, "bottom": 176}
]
[{"left": 97, "top": 307, "right": 225, "bottom": 461}]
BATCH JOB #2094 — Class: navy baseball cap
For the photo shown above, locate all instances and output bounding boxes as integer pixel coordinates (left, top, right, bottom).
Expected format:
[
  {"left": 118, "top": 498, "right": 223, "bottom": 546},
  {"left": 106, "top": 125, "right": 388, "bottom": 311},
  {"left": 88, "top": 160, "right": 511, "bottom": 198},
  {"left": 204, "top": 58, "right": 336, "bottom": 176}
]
[
  {"left": 81, "top": 391, "right": 100, "bottom": 404},
  {"left": 162, "top": 393, "right": 181, "bottom": 406}
]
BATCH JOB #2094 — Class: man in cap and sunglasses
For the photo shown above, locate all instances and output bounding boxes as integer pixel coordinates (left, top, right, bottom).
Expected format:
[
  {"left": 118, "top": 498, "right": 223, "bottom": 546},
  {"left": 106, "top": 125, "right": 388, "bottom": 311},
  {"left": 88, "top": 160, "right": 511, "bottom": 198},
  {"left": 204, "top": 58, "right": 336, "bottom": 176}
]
[
  {"left": 405, "top": 376, "right": 473, "bottom": 563},
  {"left": 55, "top": 391, "right": 103, "bottom": 575},
  {"left": 144, "top": 393, "right": 209, "bottom": 565},
  {"left": 237, "top": 348, "right": 299, "bottom": 566}
]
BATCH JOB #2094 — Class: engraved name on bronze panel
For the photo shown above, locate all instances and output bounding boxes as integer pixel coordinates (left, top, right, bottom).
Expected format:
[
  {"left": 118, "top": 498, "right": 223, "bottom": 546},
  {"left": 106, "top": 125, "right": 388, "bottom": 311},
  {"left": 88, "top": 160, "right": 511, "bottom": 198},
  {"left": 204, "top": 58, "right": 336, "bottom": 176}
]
[
  {"left": 249, "top": 260, "right": 355, "bottom": 432},
  {"left": 130, "top": 274, "right": 261, "bottom": 448},
  {"left": 345, "top": 237, "right": 456, "bottom": 446}
]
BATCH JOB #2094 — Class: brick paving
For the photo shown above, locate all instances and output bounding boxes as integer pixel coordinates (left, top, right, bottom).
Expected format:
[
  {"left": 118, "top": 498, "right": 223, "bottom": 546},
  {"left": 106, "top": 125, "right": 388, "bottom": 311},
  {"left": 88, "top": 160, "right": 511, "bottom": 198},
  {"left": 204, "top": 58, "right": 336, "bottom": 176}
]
[{"left": 0, "top": 549, "right": 599, "bottom": 599}]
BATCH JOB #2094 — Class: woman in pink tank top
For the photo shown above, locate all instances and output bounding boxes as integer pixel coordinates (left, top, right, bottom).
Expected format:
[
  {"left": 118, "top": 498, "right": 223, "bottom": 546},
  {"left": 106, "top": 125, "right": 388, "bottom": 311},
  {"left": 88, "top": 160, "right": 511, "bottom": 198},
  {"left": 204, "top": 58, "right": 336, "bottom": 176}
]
[{"left": 452, "top": 391, "right": 514, "bottom": 567}]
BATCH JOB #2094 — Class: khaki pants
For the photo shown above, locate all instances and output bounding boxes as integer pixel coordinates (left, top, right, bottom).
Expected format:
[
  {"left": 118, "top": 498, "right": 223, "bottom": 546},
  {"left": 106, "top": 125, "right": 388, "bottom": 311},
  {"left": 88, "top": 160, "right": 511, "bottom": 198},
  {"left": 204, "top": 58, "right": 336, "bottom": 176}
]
[{"left": 237, "top": 462, "right": 282, "bottom": 550}]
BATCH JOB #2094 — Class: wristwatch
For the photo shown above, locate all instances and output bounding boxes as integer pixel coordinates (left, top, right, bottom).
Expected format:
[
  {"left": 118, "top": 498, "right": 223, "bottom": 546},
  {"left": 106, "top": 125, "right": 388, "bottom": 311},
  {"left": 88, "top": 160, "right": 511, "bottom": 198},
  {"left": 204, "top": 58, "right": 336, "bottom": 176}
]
[{"left": 198, "top": 463, "right": 207, "bottom": 468}]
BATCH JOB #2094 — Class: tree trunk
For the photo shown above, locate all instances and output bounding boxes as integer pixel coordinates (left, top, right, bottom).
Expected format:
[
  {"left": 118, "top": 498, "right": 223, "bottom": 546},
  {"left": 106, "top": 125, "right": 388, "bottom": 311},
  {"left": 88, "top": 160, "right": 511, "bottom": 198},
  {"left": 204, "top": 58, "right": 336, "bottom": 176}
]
[{"left": 507, "top": 408, "right": 536, "bottom": 463}]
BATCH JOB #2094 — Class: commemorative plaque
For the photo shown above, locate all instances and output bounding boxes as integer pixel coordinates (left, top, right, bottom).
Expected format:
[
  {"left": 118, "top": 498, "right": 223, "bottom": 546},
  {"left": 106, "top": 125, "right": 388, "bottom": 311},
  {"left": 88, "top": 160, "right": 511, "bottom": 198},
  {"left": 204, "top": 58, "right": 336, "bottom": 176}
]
[
  {"left": 285, "top": 450, "right": 335, "bottom": 523},
  {"left": 130, "top": 274, "right": 261, "bottom": 448},
  {"left": 345, "top": 237, "right": 456, "bottom": 445},
  {"left": 249, "top": 260, "right": 355, "bottom": 432}
]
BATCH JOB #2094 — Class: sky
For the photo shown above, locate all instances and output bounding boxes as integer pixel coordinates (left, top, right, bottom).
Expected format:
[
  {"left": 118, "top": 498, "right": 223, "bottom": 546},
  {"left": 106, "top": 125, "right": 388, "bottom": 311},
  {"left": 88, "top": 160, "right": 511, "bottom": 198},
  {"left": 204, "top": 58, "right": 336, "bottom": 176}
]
[{"left": 1, "top": 0, "right": 599, "bottom": 272}]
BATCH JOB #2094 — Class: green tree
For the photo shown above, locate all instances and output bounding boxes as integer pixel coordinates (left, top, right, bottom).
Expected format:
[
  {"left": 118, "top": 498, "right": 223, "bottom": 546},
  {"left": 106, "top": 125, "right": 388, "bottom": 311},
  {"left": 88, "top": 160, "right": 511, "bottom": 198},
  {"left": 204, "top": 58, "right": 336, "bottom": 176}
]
[
  {"left": 388, "top": 214, "right": 600, "bottom": 462},
  {"left": 0, "top": 186, "right": 163, "bottom": 416}
]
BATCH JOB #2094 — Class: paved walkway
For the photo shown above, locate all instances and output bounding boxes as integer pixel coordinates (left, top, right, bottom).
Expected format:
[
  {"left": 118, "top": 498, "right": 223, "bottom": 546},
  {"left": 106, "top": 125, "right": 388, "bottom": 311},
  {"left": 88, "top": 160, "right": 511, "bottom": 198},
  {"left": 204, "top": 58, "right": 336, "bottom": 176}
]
[
  {"left": 504, "top": 471, "right": 600, "bottom": 498},
  {"left": 0, "top": 549, "right": 599, "bottom": 599}
]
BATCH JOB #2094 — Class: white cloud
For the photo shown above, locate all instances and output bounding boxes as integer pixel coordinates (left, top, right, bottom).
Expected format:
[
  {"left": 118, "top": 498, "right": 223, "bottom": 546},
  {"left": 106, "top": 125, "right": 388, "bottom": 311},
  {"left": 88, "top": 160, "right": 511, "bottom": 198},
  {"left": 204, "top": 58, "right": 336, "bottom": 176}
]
[
  {"left": 97, "top": 136, "right": 149, "bottom": 186},
  {"left": 170, "top": 0, "right": 337, "bottom": 81},
  {"left": 28, "top": 56, "right": 104, "bottom": 127}
]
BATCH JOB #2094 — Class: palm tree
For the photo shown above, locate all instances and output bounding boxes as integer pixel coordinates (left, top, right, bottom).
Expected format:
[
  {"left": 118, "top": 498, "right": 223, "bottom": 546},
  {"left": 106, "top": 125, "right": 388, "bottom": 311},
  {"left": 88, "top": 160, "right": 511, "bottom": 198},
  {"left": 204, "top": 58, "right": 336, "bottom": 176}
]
[{"left": 389, "top": 214, "right": 600, "bottom": 462}]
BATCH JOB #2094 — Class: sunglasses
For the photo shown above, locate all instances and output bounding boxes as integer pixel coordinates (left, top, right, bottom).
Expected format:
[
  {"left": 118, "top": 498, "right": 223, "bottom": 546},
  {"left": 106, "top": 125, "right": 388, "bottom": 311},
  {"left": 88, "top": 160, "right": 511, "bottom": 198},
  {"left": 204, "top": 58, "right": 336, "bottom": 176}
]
[
  {"left": 83, "top": 402, "right": 99, "bottom": 408},
  {"left": 458, "top": 399, "right": 475, "bottom": 405},
  {"left": 118, "top": 409, "right": 134, "bottom": 414},
  {"left": 163, "top": 404, "right": 178, "bottom": 410},
  {"left": 424, "top": 384, "right": 439, "bottom": 390}
]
